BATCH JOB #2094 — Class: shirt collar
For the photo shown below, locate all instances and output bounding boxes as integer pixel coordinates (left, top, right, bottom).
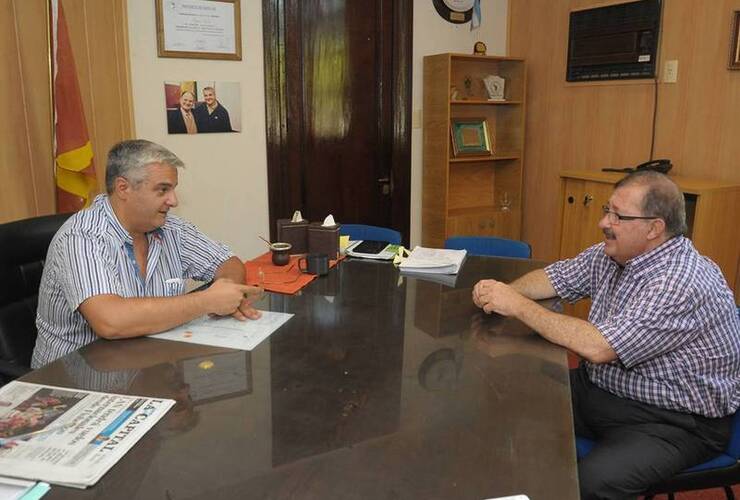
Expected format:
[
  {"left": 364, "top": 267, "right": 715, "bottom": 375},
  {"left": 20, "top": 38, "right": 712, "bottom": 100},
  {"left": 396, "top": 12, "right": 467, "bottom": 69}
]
[
  {"left": 99, "top": 194, "right": 165, "bottom": 246},
  {"left": 623, "top": 235, "right": 685, "bottom": 278}
]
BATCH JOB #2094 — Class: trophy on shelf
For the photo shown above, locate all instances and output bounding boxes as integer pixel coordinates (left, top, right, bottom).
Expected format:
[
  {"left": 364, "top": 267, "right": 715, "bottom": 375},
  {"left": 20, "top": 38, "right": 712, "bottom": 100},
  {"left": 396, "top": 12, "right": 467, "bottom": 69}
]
[{"left": 483, "top": 75, "right": 505, "bottom": 101}]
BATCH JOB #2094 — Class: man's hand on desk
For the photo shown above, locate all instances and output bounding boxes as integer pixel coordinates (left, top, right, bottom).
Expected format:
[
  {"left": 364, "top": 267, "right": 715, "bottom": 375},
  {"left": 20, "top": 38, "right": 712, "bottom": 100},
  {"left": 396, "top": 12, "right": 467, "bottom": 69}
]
[
  {"left": 473, "top": 279, "right": 529, "bottom": 316},
  {"left": 202, "top": 279, "right": 262, "bottom": 320}
]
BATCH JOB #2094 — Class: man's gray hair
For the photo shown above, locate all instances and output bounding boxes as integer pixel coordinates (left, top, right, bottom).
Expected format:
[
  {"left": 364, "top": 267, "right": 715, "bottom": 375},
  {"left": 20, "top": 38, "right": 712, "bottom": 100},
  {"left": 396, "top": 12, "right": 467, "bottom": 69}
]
[
  {"left": 105, "top": 140, "right": 185, "bottom": 193},
  {"left": 614, "top": 170, "right": 687, "bottom": 237}
]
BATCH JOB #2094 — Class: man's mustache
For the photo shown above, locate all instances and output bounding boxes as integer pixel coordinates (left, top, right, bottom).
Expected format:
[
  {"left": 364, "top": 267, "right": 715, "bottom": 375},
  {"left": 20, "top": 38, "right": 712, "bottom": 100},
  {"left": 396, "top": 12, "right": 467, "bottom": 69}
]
[{"left": 603, "top": 229, "right": 616, "bottom": 240}]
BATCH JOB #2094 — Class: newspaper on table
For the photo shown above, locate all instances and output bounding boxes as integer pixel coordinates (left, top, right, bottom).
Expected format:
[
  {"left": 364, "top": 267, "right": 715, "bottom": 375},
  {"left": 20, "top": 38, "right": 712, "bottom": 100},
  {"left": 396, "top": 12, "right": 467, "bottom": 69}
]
[{"left": 0, "top": 381, "right": 174, "bottom": 489}]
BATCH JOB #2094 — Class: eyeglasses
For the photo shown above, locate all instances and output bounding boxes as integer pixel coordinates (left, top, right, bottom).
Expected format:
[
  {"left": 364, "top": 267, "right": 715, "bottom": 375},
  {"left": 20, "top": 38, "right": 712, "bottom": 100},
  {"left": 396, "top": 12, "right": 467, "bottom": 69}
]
[{"left": 601, "top": 205, "right": 660, "bottom": 225}]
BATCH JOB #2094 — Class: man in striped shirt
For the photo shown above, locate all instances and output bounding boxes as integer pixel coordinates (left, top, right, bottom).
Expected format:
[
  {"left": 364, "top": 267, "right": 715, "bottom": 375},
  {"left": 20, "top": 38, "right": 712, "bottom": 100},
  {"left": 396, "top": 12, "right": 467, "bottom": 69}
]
[
  {"left": 473, "top": 171, "right": 740, "bottom": 499},
  {"left": 32, "top": 140, "right": 261, "bottom": 368}
]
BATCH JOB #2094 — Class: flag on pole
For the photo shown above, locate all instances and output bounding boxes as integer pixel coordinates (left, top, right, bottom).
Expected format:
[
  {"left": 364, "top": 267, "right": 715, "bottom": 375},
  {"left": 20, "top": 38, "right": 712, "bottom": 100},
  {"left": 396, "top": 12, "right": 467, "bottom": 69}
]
[
  {"left": 51, "top": 0, "right": 97, "bottom": 213},
  {"left": 471, "top": 0, "right": 481, "bottom": 31}
]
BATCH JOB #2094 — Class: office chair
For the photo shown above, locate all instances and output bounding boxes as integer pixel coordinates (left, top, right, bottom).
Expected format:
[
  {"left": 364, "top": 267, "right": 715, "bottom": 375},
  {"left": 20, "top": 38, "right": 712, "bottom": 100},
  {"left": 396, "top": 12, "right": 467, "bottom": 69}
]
[
  {"left": 0, "top": 213, "right": 72, "bottom": 385},
  {"left": 444, "top": 236, "right": 531, "bottom": 259},
  {"left": 339, "top": 224, "right": 402, "bottom": 245},
  {"left": 576, "top": 307, "right": 740, "bottom": 500}
]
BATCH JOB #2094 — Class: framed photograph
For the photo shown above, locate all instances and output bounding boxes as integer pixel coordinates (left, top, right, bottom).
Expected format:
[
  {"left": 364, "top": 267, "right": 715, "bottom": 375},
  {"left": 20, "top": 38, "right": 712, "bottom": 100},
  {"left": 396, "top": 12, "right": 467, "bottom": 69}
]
[
  {"left": 730, "top": 11, "right": 740, "bottom": 70},
  {"left": 156, "top": 0, "right": 242, "bottom": 60},
  {"left": 165, "top": 80, "right": 241, "bottom": 134},
  {"left": 450, "top": 117, "right": 493, "bottom": 157}
]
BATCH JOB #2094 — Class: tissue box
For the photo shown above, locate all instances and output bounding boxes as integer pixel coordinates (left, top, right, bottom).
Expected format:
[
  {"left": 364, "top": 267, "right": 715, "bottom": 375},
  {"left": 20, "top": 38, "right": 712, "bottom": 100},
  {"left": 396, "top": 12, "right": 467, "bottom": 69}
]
[
  {"left": 308, "top": 223, "right": 339, "bottom": 259},
  {"left": 276, "top": 219, "right": 308, "bottom": 254}
]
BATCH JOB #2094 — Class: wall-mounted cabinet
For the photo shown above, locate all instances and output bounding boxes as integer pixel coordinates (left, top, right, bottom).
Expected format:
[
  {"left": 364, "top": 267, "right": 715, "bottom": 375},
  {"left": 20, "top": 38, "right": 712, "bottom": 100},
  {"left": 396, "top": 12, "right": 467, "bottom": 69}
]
[{"left": 422, "top": 53, "right": 526, "bottom": 248}]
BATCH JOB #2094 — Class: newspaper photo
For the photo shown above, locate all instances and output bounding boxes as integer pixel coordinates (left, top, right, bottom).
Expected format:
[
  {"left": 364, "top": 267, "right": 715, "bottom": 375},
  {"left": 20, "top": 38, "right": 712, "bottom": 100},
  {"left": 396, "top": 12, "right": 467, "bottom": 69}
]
[{"left": 0, "top": 381, "right": 174, "bottom": 489}]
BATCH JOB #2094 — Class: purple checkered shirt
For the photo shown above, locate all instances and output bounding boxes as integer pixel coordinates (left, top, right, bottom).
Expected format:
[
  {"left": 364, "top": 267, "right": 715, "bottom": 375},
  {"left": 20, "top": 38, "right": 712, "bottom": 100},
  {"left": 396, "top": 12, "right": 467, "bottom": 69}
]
[{"left": 545, "top": 236, "right": 740, "bottom": 418}]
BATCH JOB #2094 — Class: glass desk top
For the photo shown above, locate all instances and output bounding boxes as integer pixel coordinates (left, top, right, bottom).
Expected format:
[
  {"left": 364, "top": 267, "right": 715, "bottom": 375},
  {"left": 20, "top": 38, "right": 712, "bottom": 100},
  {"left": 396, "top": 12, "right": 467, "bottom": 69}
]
[{"left": 23, "top": 256, "right": 578, "bottom": 500}]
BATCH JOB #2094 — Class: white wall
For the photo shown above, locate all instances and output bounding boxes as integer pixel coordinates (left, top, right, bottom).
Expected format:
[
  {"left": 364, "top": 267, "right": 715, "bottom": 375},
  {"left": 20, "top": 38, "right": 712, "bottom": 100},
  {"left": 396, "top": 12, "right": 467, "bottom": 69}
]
[
  {"left": 410, "top": 0, "right": 508, "bottom": 246},
  {"left": 128, "top": 0, "right": 508, "bottom": 256},
  {"left": 128, "top": 0, "right": 269, "bottom": 260}
]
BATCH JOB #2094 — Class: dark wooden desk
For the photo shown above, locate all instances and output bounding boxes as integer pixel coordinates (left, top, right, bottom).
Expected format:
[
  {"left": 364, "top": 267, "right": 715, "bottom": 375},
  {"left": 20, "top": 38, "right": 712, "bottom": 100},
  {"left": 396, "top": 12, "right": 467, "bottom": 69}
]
[{"left": 23, "top": 257, "right": 579, "bottom": 500}]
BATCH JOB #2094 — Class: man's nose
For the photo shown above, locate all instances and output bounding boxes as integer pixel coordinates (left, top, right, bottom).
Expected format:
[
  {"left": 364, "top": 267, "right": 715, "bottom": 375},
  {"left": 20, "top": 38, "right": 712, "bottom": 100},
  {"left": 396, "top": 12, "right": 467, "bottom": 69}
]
[{"left": 168, "top": 190, "right": 179, "bottom": 207}]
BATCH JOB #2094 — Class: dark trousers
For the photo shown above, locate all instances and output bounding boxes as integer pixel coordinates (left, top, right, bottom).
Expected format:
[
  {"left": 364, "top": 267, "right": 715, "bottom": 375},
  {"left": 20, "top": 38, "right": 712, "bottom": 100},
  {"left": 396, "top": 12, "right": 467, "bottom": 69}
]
[{"left": 571, "top": 365, "right": 732, "bottom": 500}]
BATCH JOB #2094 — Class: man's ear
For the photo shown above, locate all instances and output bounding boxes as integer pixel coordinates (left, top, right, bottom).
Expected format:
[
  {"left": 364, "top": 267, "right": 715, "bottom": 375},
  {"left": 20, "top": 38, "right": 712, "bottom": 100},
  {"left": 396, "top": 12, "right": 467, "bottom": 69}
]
[
  {"left": 647, "top": 218, "right": 666, "bottom": 240},
  {"left": 112, "top": 176, "right": 131, "bottom": 200}
]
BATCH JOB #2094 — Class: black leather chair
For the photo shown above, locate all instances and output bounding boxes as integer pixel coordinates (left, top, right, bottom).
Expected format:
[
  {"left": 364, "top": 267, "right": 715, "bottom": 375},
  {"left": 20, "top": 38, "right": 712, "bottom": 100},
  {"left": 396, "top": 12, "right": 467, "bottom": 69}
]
[{"left": 0, "top": 213, "right": 71, "bottom": 385}]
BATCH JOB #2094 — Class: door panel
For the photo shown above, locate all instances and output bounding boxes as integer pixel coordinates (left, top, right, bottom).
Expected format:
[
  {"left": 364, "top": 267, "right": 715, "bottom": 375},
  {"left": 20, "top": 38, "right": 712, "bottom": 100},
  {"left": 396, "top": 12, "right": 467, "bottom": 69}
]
[{"left": 263, "top": 0, "right": 411, "bottom": 243}]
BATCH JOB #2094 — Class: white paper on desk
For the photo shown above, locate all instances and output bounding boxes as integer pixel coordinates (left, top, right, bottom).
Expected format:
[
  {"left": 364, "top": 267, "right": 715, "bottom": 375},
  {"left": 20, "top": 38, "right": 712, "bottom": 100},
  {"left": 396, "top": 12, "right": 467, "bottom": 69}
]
[
  {"left": 398, "top": 246, "right": 467, "bottom": 274},
  {"left": 150, "top": 312, "right": 293, "bottom": 351}
]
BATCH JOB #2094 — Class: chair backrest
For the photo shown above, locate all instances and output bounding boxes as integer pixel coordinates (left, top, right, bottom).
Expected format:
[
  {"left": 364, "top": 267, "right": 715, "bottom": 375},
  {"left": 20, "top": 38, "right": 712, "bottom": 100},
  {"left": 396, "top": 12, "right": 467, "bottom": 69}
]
[
  {"left": 444, "top": 236, "right": 531, "bottom": 259},
  {"left": 729, "top": 307, "right": 740, "bottom": 458},
  {"left": 339, "top": 224, "right": 402, "bottom": 244},
  {"left": 0, "top": 213, "right": 71, "bottom": 371}
]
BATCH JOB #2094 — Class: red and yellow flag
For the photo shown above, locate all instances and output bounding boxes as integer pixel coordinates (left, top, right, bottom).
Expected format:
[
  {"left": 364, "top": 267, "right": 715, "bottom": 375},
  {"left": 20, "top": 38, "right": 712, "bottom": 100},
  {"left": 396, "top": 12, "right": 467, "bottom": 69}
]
[{"left": 51, "top": 0, "right": 97, "bottom": 213}]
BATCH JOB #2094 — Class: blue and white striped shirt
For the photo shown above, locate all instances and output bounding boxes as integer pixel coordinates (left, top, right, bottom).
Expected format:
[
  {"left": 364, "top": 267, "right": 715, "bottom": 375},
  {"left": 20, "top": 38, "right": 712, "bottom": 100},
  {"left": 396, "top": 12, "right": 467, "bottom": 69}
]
[
  {"left": 31, "top": 195, "right": 232, "bottom": 368},
  {"left": 545, "top": 236, "right": 740, "bottom": 417}
]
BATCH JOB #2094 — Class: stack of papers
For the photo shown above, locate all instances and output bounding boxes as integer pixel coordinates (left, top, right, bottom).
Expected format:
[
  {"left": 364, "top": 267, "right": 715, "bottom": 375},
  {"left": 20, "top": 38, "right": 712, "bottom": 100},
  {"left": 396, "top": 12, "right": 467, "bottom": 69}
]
[
  {"left": 0, "top": 381, "right": 173, "bottom": 489},
  {"left": 398, "top": 246, "right": 467, "bottom": 275}
]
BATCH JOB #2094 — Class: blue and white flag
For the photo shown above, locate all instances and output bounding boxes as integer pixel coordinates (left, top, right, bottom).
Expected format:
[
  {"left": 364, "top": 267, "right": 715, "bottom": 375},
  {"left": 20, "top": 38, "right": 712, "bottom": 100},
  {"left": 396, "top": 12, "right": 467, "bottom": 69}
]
[{"left": 471, "top": 0, "right": 481, "bottom": 30}]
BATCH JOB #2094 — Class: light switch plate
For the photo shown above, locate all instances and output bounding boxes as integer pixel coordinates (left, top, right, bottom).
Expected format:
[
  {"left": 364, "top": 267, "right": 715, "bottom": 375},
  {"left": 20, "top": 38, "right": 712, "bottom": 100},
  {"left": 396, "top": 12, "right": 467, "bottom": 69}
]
[
  {"left": 412, "top": 109, "right": 422, "bottom": 129},
  {"left": 664, "top": 60, "right": 678, "bottom": 83}
]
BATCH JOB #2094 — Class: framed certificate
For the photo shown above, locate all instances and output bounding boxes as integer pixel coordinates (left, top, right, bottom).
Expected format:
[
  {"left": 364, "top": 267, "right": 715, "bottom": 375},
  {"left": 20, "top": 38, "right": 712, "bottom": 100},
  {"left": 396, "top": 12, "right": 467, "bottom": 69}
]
[{"left": 156, "top": 0, "right": 242, "bottom": 60}]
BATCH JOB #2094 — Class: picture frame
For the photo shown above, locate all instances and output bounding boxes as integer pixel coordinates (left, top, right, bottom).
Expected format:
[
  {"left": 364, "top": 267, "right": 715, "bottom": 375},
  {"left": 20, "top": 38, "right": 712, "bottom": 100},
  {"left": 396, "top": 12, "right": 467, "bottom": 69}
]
[
  {"left": 450, "top": 117, "right": 493, "bottom": 157},
  {"left": 155, "top": 0, "right": 242, "bottom": 61},
  {"left": 730, "top": 11, "right": 740, "bottom": 70}
]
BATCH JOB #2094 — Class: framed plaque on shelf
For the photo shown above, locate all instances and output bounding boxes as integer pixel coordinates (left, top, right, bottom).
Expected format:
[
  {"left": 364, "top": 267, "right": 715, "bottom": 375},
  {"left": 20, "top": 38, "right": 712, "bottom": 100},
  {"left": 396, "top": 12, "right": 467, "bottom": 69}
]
[{"left": 450, "top": 117, "right": 493, "bottom": 157}]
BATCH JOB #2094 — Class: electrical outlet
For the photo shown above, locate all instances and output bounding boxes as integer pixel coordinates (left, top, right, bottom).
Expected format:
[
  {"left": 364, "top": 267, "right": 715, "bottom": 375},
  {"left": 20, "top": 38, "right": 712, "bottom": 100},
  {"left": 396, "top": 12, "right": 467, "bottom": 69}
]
[{"left": 664, "top": 60, "right": 678, "bottom": 83}]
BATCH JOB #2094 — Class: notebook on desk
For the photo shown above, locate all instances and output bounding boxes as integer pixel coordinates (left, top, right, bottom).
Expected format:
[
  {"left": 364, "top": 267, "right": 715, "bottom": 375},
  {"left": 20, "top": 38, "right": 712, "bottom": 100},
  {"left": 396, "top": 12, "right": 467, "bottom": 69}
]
[{"left": 346, "top": 240, "right": 398, "bottom": 260}]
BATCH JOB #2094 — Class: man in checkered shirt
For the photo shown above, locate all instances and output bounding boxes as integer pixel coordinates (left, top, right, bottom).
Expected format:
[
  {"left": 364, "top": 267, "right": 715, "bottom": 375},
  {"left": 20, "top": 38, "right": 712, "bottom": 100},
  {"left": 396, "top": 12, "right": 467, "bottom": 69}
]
[{"left": 473, "top": 171, "right": 740, "bottom": 499}]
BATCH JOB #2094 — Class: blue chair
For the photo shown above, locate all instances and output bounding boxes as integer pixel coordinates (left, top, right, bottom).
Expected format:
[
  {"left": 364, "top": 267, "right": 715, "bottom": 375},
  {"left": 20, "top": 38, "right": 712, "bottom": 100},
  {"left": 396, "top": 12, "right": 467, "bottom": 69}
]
[
  {"left": 339, "top": 224, "right": 402, "bottom": 244},
  {"left": 576, "top": 306, "right": 740, "bottom": 500},
  {"left": 444, "top": 236, "right": 531, "bottom": 259}
]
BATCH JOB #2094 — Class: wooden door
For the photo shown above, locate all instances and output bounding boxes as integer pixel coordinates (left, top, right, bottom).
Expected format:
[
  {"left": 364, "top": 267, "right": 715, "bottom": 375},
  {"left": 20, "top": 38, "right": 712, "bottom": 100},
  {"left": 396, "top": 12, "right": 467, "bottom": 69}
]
[{"left": 263, "top": 0, "right": 411, "bottom": 243}]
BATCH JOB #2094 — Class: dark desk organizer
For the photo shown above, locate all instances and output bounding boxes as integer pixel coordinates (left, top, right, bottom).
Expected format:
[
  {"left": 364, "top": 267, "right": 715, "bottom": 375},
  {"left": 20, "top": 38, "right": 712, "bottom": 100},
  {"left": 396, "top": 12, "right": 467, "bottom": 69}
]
[
  {"left": 276, "top": 219, "right": 309, "bottom": 255},
  {"left": 307, "top": 223, "right": 339, "bottom": 259}
]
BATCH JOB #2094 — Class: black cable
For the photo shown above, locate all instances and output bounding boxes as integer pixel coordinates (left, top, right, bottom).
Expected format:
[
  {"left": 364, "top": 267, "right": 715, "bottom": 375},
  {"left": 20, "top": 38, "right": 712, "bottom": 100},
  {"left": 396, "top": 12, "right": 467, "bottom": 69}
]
[{"left": 650, "top": 76, "right": 658, "bottom": 161}]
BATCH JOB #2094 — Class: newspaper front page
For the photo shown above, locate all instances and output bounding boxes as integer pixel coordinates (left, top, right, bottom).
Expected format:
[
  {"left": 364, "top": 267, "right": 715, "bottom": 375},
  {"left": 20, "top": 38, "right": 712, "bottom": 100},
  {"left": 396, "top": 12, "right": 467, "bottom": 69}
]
[{"left": 0, "top": 381, "right": 174, "bottom": 489}]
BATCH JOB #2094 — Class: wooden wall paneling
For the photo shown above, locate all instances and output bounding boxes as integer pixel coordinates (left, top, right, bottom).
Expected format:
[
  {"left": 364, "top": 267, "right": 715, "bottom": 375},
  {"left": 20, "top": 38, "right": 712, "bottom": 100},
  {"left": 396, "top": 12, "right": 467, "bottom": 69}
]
[
  {"left": 0, "top": 0, "right": 41, "bottom": 223},
  {"left": 114, "top": 0, "right": 135, "bottom": 141},
  {"left": 509, "top": 0, "right": 740, "bottom": 273},
  {"left": 82, "top": 0, "right": 135, "bottom": 192},
  {"left": 14, "top": 0, "right": 55, "bottom": 217},
  {"left": 0, "top": 0, "right": 132, "bottom": 224}
]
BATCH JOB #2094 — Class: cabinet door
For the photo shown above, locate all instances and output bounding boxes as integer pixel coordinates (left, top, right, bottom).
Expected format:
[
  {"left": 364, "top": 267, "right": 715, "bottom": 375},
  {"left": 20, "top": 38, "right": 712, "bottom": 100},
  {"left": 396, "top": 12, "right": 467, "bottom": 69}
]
[{"left": 559, "top": 179, "right": 613, "bottom": 259}]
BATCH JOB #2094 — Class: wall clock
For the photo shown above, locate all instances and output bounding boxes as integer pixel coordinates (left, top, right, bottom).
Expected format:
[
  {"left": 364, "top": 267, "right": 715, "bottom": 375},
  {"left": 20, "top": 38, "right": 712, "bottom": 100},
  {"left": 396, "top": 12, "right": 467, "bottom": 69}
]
[{"left": 432, "top": 0, "right": 474, "bottom": 24}]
